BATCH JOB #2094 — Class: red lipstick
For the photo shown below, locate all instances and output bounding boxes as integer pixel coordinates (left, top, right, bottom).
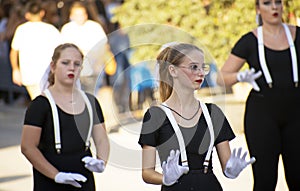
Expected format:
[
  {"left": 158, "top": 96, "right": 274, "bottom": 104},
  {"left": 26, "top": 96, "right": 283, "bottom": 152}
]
[
  {"left": 68, "top": 74, "right": 74, "bottom": 78},
  {"left": 196, "top": 79, "right": 203, "bottom": 84}
]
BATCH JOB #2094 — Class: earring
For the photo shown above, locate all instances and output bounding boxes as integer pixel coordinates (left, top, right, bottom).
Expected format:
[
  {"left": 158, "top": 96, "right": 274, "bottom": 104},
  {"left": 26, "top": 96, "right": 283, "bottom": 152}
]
[
  {"left": 256, "top": 14, "right": 259, "bottom": 25},
  {"left": 256, "top": 14, "right": 262, "bottom": 26}
]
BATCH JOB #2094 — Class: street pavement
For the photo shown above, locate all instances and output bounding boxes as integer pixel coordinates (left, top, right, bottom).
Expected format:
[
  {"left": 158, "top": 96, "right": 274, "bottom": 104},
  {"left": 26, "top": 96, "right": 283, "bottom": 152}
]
[{"left": 0, "top": 92, "right": 289, "bottom": 191}]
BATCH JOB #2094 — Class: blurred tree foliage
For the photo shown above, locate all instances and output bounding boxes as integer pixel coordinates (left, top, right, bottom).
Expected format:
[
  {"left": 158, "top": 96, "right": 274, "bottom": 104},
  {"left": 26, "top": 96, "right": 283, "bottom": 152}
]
[
  {"left": 284, "top": 0, "right": 300, "bottom": 24},
  {"left": 112, "top": 0, "right": 300, "bottom": 67}
]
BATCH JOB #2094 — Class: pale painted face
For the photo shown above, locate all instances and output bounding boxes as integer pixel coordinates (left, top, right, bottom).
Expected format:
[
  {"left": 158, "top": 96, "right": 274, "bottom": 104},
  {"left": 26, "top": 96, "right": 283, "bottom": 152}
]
[
  {"left": 52, "top": 47, "right": 82, "bottom": 87},
  {"left": 257, "top": 0, "right": 283, "bottom": 25},
  {"left": 173, "top": 49, "right": 206, "bottom": 90}
]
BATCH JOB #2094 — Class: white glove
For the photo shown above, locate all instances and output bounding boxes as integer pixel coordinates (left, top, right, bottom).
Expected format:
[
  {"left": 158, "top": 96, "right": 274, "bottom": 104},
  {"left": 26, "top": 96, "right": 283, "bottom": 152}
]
[
  {"left": 237, "top": 68, "right": 262, "bottom": 91},
  {"left": 224, "top": 147, "right": 256, "bottom": 179},
  {"left": 54, "top": 172, "right": 87, "bottom": 188},
  {"left": 82, "top": 156, "right": 105, "bottom": 173},
  {"left": 162, "top": 150, "right": 189, "bottom": 186}
]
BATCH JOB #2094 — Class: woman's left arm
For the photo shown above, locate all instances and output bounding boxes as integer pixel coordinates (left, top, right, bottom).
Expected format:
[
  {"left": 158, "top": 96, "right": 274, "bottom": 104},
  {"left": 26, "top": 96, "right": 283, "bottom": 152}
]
[
  {"left": 215, "top": 141, "right": 231, "bottom": 171},
  {"left": 92, "top": 123, "right": 110, "bottom": 164}
]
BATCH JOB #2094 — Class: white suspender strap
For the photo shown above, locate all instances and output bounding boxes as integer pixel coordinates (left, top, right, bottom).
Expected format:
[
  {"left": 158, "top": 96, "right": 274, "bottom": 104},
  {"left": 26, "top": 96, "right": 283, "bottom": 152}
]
[
  {"left": 161, "top": 103, "right": 188, "bottom": 167},
  {"left": 44, "top": 89, "right": 94, "bottom": 153},
  {"left": 44, "top": 89, "right": 61, "bottom": 154},
  {"left": 283, "top": 24, "right": 298, "bottom": 87},
  {"left": 161, "top": 101, "right": 215, "bottom": 173},
  {"left": 199, "top": 101, "right": 215, "bottom": 173},
  {"left": 257, "top": 26, "right": 273, "bottom": 88},
  {"left": 258, "top": 24, "right": 298, "bottom": 88},
  {"left": 78, "top": 90, "right": 93, "bottom": 150}
]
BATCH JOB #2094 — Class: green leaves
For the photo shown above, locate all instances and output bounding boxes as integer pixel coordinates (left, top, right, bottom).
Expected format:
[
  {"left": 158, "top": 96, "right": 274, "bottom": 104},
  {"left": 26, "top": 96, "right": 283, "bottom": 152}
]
[{"left": 113, "top": 0, "right": 299, "bottom": 66}]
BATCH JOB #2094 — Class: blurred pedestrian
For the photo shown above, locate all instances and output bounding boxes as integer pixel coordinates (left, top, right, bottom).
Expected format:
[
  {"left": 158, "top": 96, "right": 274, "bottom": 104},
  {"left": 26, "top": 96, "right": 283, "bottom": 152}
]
[
  {"left": 0, "top": 2, "right": 8, "bottom": 59},
  {"left": 58, "top": 0, "right": 108, "bottom": 31},
  {"left": 139, "top": 43, "right": 255, "bottom": 190},
  {"left": 60, "top": 1, "right": 111, "bottom": 94},
  {"left": 10, "top": 1, "right": 61, "bottom": 100},
  {"left": 129, "top": 62, "right": 155, "bottom": 112},
  {"left": 40, "top": 0, "right": 61, "bottom": 29},
  {"left": 21, "top": 43, "right": 109, "bottom": 190},
  {"left": 217, "top": 0, "right": 300, "bottom": 190},
  {"left": 0, "top": 0, "right": 26, "bottom": 46},
  {"left": 0, "top": 0, "right": 29, "bottom": 104},
  {"left": 107, "top": 22, "right": 132, "bottom": 113}
]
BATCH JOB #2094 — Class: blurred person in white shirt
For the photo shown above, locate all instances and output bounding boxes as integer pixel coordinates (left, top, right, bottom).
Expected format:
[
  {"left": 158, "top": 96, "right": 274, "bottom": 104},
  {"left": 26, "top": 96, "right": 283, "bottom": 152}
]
[
  {"left": 10, "top": 1, "right": 61, "bottom": 100},
  {"left": 60, "top": 1, "right": 109, "bottom": 94}
]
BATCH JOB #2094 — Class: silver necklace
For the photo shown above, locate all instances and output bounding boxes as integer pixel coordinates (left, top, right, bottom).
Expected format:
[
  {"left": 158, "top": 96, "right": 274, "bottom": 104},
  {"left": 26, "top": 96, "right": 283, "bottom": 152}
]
[
  {"left": 161, "top": 101, "right": 200, "bottom": 120},
  {"left": 69, "top": 92, "right": 78, "bottom": 104}
]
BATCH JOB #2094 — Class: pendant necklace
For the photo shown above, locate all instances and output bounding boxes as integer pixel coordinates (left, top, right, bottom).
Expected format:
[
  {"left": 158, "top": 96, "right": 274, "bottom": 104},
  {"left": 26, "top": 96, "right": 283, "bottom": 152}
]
[
  {"left": 161, "top": 101, "right": 200, "bottom": 120},
  {"left": 69, "top": 92, "right": 77, "bottom": 104}
]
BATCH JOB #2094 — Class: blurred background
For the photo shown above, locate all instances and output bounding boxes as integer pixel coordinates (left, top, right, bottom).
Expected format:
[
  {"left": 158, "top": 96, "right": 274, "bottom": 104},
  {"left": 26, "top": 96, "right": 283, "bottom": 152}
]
[{"left": 0, "top": 0, "right": 299, "bottom": 190}]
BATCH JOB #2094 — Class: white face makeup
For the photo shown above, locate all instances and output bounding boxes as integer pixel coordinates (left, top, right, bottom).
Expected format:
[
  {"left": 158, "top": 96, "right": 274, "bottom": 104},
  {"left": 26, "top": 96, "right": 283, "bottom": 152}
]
[
  {"left": 174, "top": 49, "right": 206, "bottom": 89},
  {"left": 257, "top": 0, "right": 283, "bottom": 25},
  {"left": 53, "top": 47, "right": 83, "bottom": 86}
]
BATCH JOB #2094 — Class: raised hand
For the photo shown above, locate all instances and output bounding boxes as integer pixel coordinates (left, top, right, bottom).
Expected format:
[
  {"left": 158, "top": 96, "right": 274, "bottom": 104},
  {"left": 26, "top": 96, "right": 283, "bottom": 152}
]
[
  {"left": 237, "top": 68, "right": 262, "bottom": 91},
  {"left": 162, "top": 150, "right": 189, "bottom": 186},
  {"left": 224, "top": 147, "right": 256, "bottom": 179}
]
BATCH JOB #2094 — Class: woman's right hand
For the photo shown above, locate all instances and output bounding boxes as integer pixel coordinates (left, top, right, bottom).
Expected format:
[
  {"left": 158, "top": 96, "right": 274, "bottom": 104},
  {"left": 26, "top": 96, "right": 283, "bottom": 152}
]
[
  {"left": 162, "top": 150, "right": 189, "bottom": 186},
  {"left": 54, "top": 172, "right": 87, "bottom": 188}
]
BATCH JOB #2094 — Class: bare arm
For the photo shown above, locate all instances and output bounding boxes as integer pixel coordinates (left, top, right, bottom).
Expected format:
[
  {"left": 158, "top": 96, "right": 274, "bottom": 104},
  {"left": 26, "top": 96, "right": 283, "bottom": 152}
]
[
  {"left": 92, "top": 123, "right": 110, "bottom": 164},
  {"left": 215, "top": 141, "right": 231, "bottom": 171},
  {"left": 142, "top": 145, "right": 163, "bottom": 185},
  {"left": 216, "top": 54, "right": 246, "bottom": 87},
  {"left": 9, "top": 48, "right": 22, "bottom": 86},
  {"left": 21, "top": 125, "right": 59, "bottom": 179}
]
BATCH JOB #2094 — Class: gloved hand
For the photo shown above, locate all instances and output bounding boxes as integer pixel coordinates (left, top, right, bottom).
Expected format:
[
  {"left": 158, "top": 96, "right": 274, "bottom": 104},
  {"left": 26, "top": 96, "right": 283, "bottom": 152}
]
[
  {"left": 82, "top": 156, "right": 105, "bottom": 173},
  {"left": 54, "top": 172, "right": 87, "bottom": 188},
  {"left": 162, "top": 150, "right": 189, "bottom": 186},
  {"left": 224, "top": 147, "right": 256, "bottom": 179},
  {"left": 237, "top": 68, "right": 262, "bottom": 91}
]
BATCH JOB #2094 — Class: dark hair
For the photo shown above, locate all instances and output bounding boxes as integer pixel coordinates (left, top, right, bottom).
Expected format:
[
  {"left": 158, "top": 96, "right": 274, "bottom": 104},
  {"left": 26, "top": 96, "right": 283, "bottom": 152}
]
[
  {"left": 255, "top": 0, "right": 263, "bottom": 26},
  {"left": 48, "top": 43, "right": 83, "bottom": 86},
  {"left": 25, "top": 1, "right": 43, "bottom": 15},
  {"left": 157, "top": 43, "right": 203, "bottom": 102}
]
